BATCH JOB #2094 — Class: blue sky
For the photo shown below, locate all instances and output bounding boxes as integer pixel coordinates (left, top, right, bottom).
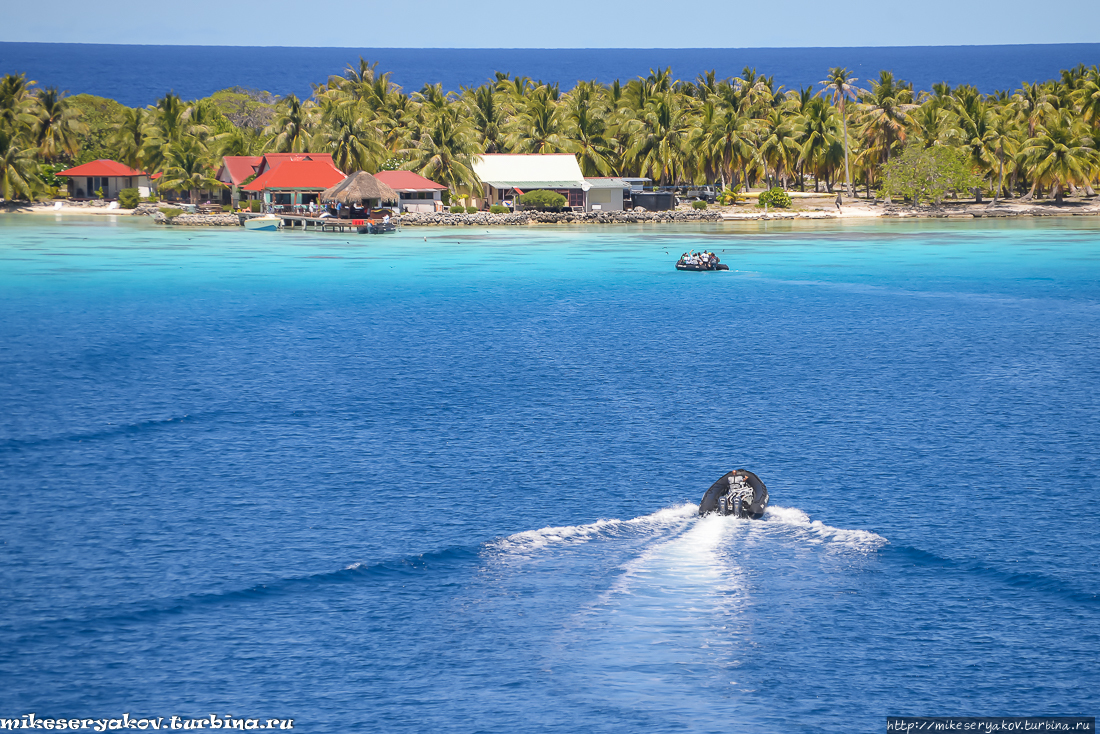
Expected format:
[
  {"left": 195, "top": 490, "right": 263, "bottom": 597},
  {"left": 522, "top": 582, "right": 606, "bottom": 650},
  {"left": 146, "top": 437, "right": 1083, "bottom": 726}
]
[{"left": 4, "top": 0, "right": 1099, "bottom": 47}]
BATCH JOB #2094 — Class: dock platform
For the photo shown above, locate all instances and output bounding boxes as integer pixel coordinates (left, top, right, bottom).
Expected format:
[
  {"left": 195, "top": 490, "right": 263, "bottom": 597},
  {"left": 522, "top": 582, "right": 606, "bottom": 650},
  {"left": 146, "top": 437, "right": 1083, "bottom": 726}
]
[{"left": 238, "top": 213, "right": 387, "bottom": 233}]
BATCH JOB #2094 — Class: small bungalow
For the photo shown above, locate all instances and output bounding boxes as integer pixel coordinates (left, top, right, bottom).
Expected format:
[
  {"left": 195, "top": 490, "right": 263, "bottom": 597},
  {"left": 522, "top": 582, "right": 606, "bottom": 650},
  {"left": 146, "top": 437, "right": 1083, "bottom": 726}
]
[
  {"left": 215, "top": 155, "right": 263, "bottom": 205},
  {"left": 57, "top": 160, "right": 151, "bottom": 200},
  {"left": 321, "top": 171, "right": 399, "bottom": 217},
  {"left": 583, "top": 178, "right": 631, "bottom": 212},
  {"left": 242, "top": 157, "right": 346, "bottom": 210},
  {"left": 471, "top": 154, "right": 589, "bottom": 210},
  {"left": 372, "top": 170, "right": 446, "bottom": 213}
]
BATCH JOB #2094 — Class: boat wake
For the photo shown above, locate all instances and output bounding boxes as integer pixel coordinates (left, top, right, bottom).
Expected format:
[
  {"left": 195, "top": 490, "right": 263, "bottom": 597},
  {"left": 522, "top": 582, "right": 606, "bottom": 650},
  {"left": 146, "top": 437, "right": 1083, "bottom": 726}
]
[
  {"left": 761, "top": 506, "right": 888, "bottom": 552},
  {"left": 493, "top": 502, "right": 885, "bottom": 558},
  {"left": 491, "top": 503, "right": 698, "bottom": 555}
]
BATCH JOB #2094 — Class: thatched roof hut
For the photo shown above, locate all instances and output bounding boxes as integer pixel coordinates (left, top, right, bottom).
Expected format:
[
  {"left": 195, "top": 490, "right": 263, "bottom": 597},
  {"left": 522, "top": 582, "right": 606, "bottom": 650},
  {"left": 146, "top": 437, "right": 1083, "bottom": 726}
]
[{"left": 321, "top": 171, "right": 399, "bottom": 205}]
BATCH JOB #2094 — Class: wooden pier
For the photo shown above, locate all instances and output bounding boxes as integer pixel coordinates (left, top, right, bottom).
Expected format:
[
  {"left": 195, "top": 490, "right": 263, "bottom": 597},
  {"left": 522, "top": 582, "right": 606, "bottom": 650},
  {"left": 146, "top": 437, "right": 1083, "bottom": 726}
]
[{"left": 238, "top": 212, "right": 383, "bottom": 233}]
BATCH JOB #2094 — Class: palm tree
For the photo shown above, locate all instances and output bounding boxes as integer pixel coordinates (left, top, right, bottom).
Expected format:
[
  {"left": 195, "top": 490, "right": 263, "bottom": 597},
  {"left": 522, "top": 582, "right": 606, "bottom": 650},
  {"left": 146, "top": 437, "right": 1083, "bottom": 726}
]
[
  {"left": 265, "top": 95, "right": 314, "bottom": 153},
  {"left": 755, "top": 108, "right": 799, "bottom": 189},
  {"left": 403, "top": 106, "right": 481, "bottom": 201},
  {"left": 1014, "top": 82, "right": 1055, "bottom": 138},
  {"left": 29, "top": 87, "right": 85, "bottom": 162},
  {"left": 622, "top": 91, "right": 693, "bottom": 185},
  {"left": 318, "top": 106, "right": 385, "bottom": 173},
  {"left": 701, "top": 101, "right": 756, "bottom": 190},
  {"left": 151, "top": 93, "right": 187, "bottom": 144},
  {"left": 111, "top": 106, "right": 148, "bottom": 170},
  {"left": 1020, "top": 112, "right": 1097, "bottom": 203},
  {"left": 818, "top": 67, "right": 860, "bottom": 197},
  {"left": 464, "top": 84, "right": 506, "bottom": 153},
  {"left": 858, "top": 71, "right": 917, "bottom": 166},
  {"left": 339, "top": 58, "right": 396, "bottom": 112},
  {"left": 158, "top": 138, "right": 223, "bottom": 204},
  {"left": 0, "top": 73, "right": 36, "bottom": 134},
  {"left": 797, "top": 97, "right": 841, "bottom": 192},
  {"left": 560, "top": 82, "right": 615, "bottom": 176},
  {"left": 986, "top": 107, "right": 1021, "bottom": 203},
  {"left": 952, "top": 92, "right": 997, "bottom": 198},
  {"left": 908, "top": 101, "right": 952, "bottom": 149},
  {"left": 504, "top": 86, "right": 566, "bottom": 154},
  {"left": 213, "top": 126, "right": 263, "bottom": 158},
  {"left": 1073, "top": 67, "right": 1100, "bottom": 128},
  {"left": 0, "top": 127, "right": 40, "bottom": 201}
]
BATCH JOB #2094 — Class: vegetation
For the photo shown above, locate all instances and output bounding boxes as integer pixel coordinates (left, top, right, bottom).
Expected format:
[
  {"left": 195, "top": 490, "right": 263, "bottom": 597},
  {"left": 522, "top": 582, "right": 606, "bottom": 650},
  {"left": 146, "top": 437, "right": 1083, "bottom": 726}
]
[
  {"left": 519, "top": 189, "right": 567, "bottom": 210},
  {"left": 449, "top": 205, "right": 464, "bottom": 213},
  {"left": 118, "top": 187, "right": 139, "bottom": 209},
  {"left": 692, "top": 199, "right": 708, "bottom": 209},
  {"left": 880, "top": 145, "right": 983, "bottom": 204},
  {"left": 465, "top": 206, "right": 479, "bottom": 214},
  {"left": 489, "top": 204, "right": 509, "bottom": 213},
  {"left": 758, "top": 187, "right": 792, "bottom": 208},
  {"left": 2, "top": 61, "right": 1100, "bottom": 205}
]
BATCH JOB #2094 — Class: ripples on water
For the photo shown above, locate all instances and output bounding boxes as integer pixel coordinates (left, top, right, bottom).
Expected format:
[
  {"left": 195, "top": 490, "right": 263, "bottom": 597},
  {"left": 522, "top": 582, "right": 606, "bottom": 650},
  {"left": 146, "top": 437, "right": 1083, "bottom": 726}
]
[{"left": 0, "top": 216, "right": 1097, "bottom": 732}]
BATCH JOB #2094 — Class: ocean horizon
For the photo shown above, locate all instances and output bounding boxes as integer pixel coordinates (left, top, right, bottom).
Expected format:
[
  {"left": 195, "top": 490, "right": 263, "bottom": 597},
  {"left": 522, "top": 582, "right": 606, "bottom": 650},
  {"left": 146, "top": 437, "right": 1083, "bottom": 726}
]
[{"left": 1, "top": 42, "right": 1098, "bottom": 106}]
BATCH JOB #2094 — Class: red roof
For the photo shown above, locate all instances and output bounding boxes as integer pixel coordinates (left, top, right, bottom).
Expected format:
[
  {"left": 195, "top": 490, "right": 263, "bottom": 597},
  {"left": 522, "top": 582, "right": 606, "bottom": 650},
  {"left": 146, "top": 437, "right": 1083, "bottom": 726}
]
[
  {"left": 58, "top": 160, "right": 146, "bottom": 177},
  {"left": 218, "top": 156, "right": 264, "bottom": 186},
  {"left": 255, "top": 153, "right": 335, "bottom": 176},
  {"left": 242, "top": 159, "right": 346, "bottom": 192},
  {"left": 373, "top": 170, "right": 446, "bottom": 191}
]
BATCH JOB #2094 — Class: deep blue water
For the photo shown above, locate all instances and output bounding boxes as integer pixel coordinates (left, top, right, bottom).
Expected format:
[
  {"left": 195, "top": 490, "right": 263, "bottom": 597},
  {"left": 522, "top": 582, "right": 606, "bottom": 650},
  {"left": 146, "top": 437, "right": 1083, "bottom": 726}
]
[
  {"left": 1, "top": 215, "right": 1098, "bottom": 732},
  {"left": 1, "top": 43, "right": 1099, "bottom": 106}
]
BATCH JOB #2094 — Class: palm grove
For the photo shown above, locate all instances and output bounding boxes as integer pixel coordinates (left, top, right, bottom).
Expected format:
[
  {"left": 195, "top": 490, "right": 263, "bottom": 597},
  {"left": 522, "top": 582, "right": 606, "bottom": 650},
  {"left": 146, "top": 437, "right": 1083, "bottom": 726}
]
[{"left": 2, "top": 60, "right": 1100, "bottom": 205}]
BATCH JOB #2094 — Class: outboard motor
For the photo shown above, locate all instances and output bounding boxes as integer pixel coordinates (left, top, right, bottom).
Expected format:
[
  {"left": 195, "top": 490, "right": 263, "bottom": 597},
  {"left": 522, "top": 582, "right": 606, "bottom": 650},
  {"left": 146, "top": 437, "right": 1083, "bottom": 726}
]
[{"left": 698, "top": 470, "right": 769, "bottom": 519}]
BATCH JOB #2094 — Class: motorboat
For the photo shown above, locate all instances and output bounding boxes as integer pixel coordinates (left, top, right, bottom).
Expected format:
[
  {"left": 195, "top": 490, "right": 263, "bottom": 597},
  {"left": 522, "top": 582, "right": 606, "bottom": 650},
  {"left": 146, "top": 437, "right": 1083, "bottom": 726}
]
[
  {"left": 357, "top": 209, "right": 397, "bottom": 234},
  {"left": 676, "top": 252, "right": 729, "bottom": 271},
  {"left": 357, "top": 219, "right": 396, "bottom": 235},
  {"left": 243, "top": 214, "right": 282, "bottom": 231},
  {"left": 699, "top": 470, "right": 768, "bottom": 518}
]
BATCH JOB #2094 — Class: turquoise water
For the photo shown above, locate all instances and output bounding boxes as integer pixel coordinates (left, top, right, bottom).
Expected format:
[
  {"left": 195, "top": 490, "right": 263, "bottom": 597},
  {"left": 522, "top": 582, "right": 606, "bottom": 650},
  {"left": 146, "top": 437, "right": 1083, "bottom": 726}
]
[{"left": 1, "top": 215, "right": 1098, "bottom": 732}]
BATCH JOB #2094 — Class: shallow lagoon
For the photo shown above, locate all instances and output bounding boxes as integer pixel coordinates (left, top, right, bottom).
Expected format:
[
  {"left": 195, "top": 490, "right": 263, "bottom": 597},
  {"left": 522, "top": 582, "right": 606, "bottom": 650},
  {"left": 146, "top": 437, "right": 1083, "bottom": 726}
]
[{"left": 1, "top": 215, "right": 1098, "bottom": 732}]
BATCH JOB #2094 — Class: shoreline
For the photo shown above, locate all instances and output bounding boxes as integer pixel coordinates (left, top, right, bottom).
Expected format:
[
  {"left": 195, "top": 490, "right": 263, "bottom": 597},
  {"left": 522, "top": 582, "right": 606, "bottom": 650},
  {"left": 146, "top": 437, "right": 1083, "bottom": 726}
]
[{"left": 4, "top": 198, "right": 1100, "bottom": 225}]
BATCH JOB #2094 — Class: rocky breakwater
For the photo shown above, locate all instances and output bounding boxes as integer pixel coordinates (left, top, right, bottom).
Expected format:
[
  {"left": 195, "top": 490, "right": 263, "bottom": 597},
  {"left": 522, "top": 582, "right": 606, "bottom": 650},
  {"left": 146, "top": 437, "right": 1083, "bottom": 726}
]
[
  {"left": 130, "top": 203, "right": 240, "bottom": 226},
  {"left": 151, "top": 211, "right": 240, "bottom": 226},
  {"left": 398, "top": 209, "right": 721, "bottom": 226}
]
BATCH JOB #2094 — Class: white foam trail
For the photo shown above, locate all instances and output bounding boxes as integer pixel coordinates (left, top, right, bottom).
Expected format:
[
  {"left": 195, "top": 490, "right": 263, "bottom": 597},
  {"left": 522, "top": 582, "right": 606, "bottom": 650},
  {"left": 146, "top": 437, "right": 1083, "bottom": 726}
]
[
  {"left": 493, "top": 503, "right": 698, "bottom": 554},
  {"left": 609, "top": 512, "right": 743, "bottom": 598},
  {"left": 762, "top": 505, "right": 887, "bottom": 551}
]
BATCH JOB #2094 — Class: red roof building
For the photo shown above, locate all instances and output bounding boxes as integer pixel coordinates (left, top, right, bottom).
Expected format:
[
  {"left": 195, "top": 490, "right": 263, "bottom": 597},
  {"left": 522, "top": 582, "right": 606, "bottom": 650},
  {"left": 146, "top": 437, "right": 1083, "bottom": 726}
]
[
  {"left": 217, "top": 153, "right": 344, "bottom": 206},
  {"left": 373, "top": 170, "right": 446, "bottom": 213},
  {"left": 216, "top": 156, "right": 264, "bottom": 188},
  {"left": 57, "top": 159, "right": 152, "bottom": 200},
  {"left": 241, "top": 158, "right": 346, "bottom": 208}
]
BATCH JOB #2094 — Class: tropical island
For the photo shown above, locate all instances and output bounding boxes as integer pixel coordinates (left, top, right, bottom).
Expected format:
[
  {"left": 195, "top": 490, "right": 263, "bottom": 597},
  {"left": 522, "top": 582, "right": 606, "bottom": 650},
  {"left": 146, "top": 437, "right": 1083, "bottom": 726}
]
[{"left": 1, "top": 60, "right": 1099, "bottom": 222}]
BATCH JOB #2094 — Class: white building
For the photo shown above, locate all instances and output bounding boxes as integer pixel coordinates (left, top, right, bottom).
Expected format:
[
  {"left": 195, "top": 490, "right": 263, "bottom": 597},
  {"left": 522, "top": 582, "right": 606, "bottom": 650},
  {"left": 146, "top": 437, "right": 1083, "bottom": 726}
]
[
  {"left": 373, "top": 170, "right": 447, "bottom": 213},
  {"left": 472, "top": 154, "right": 589, "bottom": 210},
  {"left": 583, "top": 178, "right": 631, "bottom": 212}
]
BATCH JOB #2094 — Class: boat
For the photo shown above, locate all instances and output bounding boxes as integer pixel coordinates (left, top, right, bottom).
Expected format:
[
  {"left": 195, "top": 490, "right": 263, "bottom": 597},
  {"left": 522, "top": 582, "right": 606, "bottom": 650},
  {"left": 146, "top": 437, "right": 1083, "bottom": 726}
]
[
  {"left": 676, "top": 261, "right": 729, "bottom": 271},
  {"left": 699, "top": 470, "right": 768, "bottom": 518},
  {"left": 243, "top": 215, "right": 282, "bottom": 231},
  {"left": 676, "top": 251, "right": 729, "bottom": 271},
  {"left": 356, "top": 209, "right": 397, "bottom": 235},
  {"left": 356, "top": 219, "right": 397, "bottom": 235}
]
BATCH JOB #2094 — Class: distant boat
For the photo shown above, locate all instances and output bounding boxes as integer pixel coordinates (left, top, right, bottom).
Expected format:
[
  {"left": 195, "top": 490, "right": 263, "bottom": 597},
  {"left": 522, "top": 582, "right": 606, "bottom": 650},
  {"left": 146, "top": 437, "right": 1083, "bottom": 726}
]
[
  {"left": 243, "top": 215, "right": 282, "bottom": 231},
  {"left": 676, "top": 252, "right": 729, "bottom": 271}
]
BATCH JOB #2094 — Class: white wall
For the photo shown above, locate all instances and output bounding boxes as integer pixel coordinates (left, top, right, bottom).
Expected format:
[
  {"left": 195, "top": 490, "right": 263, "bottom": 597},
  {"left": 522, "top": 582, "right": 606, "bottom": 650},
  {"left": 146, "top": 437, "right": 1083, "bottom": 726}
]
[{"left": 586, "top": 187, "right": 623, "bottom": 212}]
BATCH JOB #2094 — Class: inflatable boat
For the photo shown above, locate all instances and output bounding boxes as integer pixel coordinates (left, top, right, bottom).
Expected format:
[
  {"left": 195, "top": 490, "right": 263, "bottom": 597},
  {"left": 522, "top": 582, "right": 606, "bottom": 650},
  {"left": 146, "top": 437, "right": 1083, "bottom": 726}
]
[
  {"left": 676, "top": 252, "right": 729, "bottom": 271},
  {"left": 676, "top": 261, "right": 729, "bottom": 271},
  {"left": 699, "top": 470, "right": 768, "bottom": 518}
]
